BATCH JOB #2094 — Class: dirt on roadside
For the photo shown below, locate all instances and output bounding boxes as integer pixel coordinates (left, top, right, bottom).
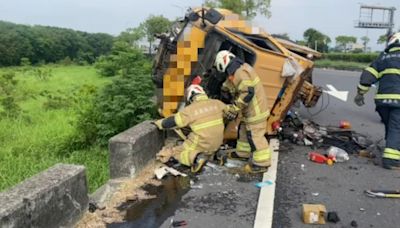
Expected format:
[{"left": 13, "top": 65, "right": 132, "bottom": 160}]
[{"left": 76, "top": 161, "right": 162, "bottom": 228}]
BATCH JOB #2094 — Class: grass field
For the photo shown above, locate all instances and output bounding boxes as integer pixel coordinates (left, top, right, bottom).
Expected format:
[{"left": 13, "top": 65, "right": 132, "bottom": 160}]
[{"left": 0, "top": 65, "right": 111, "bottom": 192}]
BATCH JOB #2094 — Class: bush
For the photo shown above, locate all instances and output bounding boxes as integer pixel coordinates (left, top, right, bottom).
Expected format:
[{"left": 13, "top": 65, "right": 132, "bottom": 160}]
[
  {"left": 315, "top": 59, "right": 368, "bottom": 71},
  {"left": 58, "top": 56, "right": 73, "bottom": 66},
  {"left": 41, "top": 83, "right": 98, "bottom": 110},
  {"left": 351, "top": 48, "right": 364, "bottom": 54},
  {"left": 95, "top": 41, "right": 150, "bottom": 77},
  {"left": 94, "top": 55, "right": 119, "bottom": 76},
  {"left": 62, "top": 35, "right": 157, "bottom": 151},
  {"left": 32, "top": 67, "right": 53, "bottom": 81},
  {"left": 42, "top": 92, "right": 71, "bottom": 110},
  {"left": 0, "top": 72, "right": 21, "bottom": 118},
  {"left": 322, "top": 53, "right": 379, "bottom": 63},
  {"left": 20, "top": 57, "right": 31, "bottom": 66},
  {"left": 68, "top": 44, "right": 155, "bottom": 148},
  {"left": 69, "top": 72, "right": 156, "bottom": 148}
]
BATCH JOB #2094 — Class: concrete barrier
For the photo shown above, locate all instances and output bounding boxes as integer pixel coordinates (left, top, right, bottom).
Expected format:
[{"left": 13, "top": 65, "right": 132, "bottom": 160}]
[
  {"left": 0, "top": 121, "right": 164, "bottom": 227},
  {"left": 0, "top": 164, "right": 88, "bottom": 228},
  {"left": 109, "top": 120, "right": 164, "bottom": 178}
]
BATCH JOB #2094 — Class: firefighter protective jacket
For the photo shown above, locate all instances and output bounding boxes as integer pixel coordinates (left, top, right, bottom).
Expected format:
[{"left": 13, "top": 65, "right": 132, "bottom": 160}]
[
  {"left": 358, "top": 44, "right": 400, "bottom": 107},
  {"left": 223, "top": 61, "right": 269, "bottom": 124},
  {"left": 158, "top": 94, "right": 226, "bottom": 165}
]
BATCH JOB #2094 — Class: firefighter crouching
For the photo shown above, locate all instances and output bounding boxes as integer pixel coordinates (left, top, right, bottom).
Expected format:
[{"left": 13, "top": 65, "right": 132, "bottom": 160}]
[
  {"left": 153, "top": 84, "right": 227, "bottom": 173},
  {"left": 354, "top": 32, "right": 400, "bottom": 170},
  {"left": 214, "top": 50, "right": 271, "bottom": 173}
]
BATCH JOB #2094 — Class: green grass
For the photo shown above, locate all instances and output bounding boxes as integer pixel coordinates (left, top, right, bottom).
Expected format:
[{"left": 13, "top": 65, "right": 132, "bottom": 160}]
[
  {"left": 315, "top": 59, "right": 368, "bottom": 71},
  {"left": 0, "top": 65, "right": 111, "bottom": 192}
]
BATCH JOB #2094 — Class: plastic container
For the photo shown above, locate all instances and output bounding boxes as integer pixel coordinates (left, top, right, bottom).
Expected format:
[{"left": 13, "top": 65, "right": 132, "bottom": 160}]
[
  {"left": 308, "top": 152, "right": 328, "bottom": 164},
  {"left": 327, "top": 146, "right": 349, "bottom": 162},
  {"left": 339, "top": 120, "right": 351, "bottom": 129}
]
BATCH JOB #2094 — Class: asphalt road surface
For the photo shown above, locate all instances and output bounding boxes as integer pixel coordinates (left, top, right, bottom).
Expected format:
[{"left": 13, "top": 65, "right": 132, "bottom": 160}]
[
  {"left": 110, "top": 160, "right": 262, "bottom": 228},
  {"left": 272, "top": 69, "right": 400, "bottom": 228}
]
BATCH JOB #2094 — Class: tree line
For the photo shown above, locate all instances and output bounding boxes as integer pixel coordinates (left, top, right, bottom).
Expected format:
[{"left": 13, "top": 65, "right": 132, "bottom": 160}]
[
  {"left": 288, "top": 28, "right": 393, "bottom": 53},
  {"left": 0, "top": 20, "right": 113, "bottom": 66},
  {"left": 205, "top": 0, "right": 271, "bottom": 19}
]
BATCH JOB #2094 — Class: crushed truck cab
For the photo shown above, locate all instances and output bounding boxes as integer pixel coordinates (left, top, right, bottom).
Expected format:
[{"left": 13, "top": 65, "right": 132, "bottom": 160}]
[{"left": 152, "top": 7, "right": 322, "bottom": 138}]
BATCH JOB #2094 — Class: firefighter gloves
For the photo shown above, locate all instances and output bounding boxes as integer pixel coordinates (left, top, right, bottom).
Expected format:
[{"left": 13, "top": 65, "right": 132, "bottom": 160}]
[
  {"left": 354, "top": 93, "right": 365, "bottom": 106},
  {"left": 157, "top": 147, "right": 174, "bottom": 163},
  {"left": 223, "top": 104, "right": 240, "bottom": 120}
]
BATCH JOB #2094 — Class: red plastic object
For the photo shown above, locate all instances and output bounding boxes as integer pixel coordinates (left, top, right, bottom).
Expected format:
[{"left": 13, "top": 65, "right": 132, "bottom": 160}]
[
  {"left": 272, "top": 120, "right": 281, "bottom": 131},
  {"left": 191, "top": 76, "right": 202, "bottom": 85},
  {"left": 309, "top": 152, "right": 328, "bottom": 164},
  {"left": 339, "top": 120, "right": 351, "bottom": 129}
]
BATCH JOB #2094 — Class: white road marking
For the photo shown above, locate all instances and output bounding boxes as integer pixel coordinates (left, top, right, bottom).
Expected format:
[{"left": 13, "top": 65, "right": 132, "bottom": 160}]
[
  {"left": 254, "top": 139, "right": 280, "bottom": 228},
  {"left": 324, "top": 84, "right": 349, "bottom": 102}
]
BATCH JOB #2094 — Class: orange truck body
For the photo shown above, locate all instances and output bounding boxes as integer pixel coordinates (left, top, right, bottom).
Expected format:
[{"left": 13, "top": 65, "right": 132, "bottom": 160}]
[{"left": 152, "top": 8, "right": 321, "bottom": 139}]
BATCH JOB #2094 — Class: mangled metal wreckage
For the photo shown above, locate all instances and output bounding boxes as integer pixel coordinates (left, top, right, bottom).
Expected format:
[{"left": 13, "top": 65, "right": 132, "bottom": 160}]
[{"left": 152, "top": 7, "right": 322, "bottom": 139}]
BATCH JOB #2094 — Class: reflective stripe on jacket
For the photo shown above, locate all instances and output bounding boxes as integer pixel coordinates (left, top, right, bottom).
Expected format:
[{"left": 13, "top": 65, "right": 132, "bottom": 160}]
[
  {"left": 173, "top": 96, "right": 226, "bottom": 156},
  {"left": 224, "top": 63, "right": 270, "bottom": 124},
  {"left": 358, "top": 44, "right": 400, "bottom": 107}
]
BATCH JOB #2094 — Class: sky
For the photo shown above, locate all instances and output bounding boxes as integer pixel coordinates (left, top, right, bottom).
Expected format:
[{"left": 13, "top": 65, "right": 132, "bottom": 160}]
[{"left": 0, "top": 0, "right": 399, "bottom": 51}]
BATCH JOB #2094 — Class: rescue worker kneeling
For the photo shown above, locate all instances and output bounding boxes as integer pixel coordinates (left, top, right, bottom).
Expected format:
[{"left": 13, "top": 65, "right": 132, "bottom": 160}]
[
  {"left": 214, "top": 50, "right": 271, "bottom": 173},
  {"left": 153, "top": 84, "right": 227, "bottom": 173}
]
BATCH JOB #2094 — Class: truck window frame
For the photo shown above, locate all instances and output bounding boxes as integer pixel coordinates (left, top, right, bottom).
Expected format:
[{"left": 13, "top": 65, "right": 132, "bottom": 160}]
[
  {"left": 191, "top": 29, "right": 257, "bottom": 100},
  {"left": 227, "top": 28, "right": 283, "bottom": 54}
]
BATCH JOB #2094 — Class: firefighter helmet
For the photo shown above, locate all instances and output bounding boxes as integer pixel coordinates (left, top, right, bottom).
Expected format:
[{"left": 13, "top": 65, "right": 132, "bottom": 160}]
[
  {"left": 214, "top": 50, "right": 235, "bottom": 73},
  {"left": 388, "top": 32, "right": 400, "bottom": 46},
  {"left": 186, "top": 84, "right": 206, "bottom": 103}
]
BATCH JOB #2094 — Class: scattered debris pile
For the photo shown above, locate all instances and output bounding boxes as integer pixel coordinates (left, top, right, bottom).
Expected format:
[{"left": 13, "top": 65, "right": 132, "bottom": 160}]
[{"left": 279, "top": 111, "right": 378, "bottom": 156}]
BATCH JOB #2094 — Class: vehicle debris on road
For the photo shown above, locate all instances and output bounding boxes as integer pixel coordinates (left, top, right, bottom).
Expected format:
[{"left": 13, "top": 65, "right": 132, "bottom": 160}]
[
  {"left": 154, "top": 166, "right": 188, "bottom": 180},
  {"left": 308, "top": 151, "right": 334, "bottom": 165},
  {"left": 255, "top": 180, "right": 273, "bottom": 188},
  {"left": 365, "top": 189, "right": 400, "bottom": 198},
  {"left": 327, "top": 146, "right": 350, "bottom": 162},
  {"left": 339, "top": 120, "right": 352, "bottom": 129},
  {"left": 170, "top": 219, "right": 188, "bottom": 227},
  {"left": 350, "top": 220, "right": 358, "bottom": 227},
  {"left": 189, "top": 180, "right": 203, "bottom": 189},
  {"left": 302, "top": 204, "right": 327, "bottom": 224},
  {"left": 311, "top": 192, "right": 320, "bottom": 197},
  {"left": 280, "top": 110, "right": 379, "bottom": 162},
  {"left": 327, "top": 211, "right": 340, "bottom": 223},
  {"left": 358, "top": 149, "right": 376, "bottom": 158}
]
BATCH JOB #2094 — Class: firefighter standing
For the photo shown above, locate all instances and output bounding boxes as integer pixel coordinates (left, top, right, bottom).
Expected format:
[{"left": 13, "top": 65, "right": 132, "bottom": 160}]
[
  {"left": 214, "top": 50, "right": 271, "bottom": 173},
  {"left": 354, "top": 32, "right": 400, "bottom": 170},
  {"left": 154, "top": 84, "right": 227, "bottom": 172}
]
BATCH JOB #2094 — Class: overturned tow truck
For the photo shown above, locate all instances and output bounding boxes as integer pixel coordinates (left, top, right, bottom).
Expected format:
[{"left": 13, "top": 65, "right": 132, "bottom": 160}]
[{"left": 152, "top": 7, "right": 322, "bottom": 139}]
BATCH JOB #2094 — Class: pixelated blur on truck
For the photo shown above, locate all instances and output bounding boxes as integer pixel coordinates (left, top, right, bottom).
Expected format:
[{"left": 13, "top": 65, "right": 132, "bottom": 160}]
[{"left": 152, "top": 7, "right": 322, "bottom": 138}]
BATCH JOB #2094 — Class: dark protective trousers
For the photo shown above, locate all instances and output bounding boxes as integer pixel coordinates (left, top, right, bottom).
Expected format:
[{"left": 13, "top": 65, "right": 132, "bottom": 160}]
[{"left": 376, "top": 106, "right": 400, "bottom": 161}]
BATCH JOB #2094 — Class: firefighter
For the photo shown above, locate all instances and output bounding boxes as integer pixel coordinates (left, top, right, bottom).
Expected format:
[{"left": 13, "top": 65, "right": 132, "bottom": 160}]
[
  {"left": 153, "top": 84, "right": 227, "bottom": 172},
  {"left": 354, "top": 32, "right": 400, "bottom": 170},
  {"left": 214, "top": 50, "right": 271, "bottom": 173}
]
